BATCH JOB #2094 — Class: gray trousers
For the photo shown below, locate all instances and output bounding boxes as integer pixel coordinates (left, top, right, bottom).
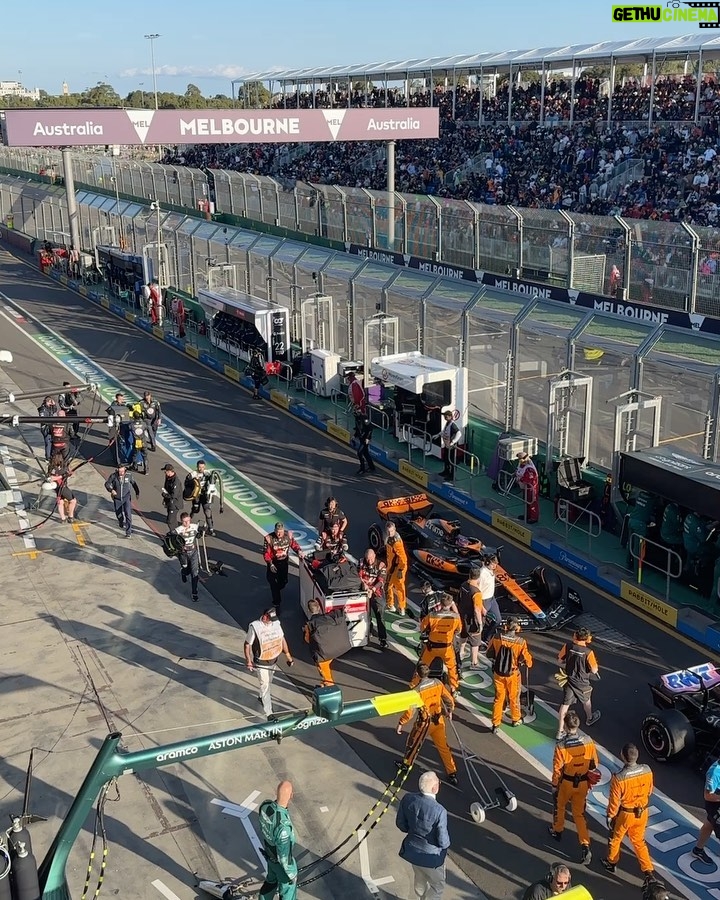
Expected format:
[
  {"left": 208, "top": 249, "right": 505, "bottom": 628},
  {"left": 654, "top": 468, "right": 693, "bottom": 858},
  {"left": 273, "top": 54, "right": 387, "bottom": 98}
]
[
  {"left": 411, "top": 862, "right": 445, "bottom": 899},
  {"left": 256, "top": 664, "right": 276, "bottom": 716}
]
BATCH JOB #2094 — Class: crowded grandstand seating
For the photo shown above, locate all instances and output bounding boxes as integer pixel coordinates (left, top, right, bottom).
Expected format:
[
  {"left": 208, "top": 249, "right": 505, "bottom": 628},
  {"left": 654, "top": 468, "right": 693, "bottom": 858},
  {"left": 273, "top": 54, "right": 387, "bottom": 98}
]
[{"left": 163, "top": 75, "right": 720, "bottom": 223}]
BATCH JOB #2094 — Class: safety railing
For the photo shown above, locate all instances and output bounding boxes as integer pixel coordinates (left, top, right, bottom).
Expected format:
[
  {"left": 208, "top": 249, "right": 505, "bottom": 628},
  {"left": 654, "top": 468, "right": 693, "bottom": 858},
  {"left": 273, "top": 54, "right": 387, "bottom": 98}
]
[
  {"left": 330, "top": 388, "right": 354, "bottom": 429},
  {"left": 367, "top": 405, "right": 391, "bottom": 450},
  {"left": 628, "top": 532, "right": 683, "bottom": 603},
  {"left": 273, "top": 362, "right": 295, "bottom": 397},
  {"left": 556, "top": 498, "right": 602, "bottom": 554},
  {"left": 400, "top": 424, "right": 433, "bottom": 468},
  {"left": 446, "top": 446, "right": 482, "bottom": 497},
  {"left": 296, "top": 375, "right": 324, "bottom": 405}
]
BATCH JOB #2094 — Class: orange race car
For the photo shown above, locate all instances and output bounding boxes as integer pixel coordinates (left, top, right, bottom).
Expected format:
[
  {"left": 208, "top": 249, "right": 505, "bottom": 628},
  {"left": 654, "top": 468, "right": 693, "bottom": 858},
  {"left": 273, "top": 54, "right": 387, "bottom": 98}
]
[{"left": 367, "top": 493, "right": 582, "bottom": 631}]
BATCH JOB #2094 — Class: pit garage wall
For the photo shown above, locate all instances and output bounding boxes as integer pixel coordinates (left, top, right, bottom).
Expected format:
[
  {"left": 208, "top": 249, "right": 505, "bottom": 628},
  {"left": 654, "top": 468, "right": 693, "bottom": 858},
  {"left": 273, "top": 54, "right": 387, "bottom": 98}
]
[{"left": 1, "top": 219, "right": 718, "bottom": 658}]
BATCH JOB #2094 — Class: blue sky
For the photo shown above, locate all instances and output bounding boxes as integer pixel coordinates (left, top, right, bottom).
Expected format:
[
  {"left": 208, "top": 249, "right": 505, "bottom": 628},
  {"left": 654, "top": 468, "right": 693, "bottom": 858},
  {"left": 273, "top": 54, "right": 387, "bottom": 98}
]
[{"left": 3, "top": 0, "right": 712, "bottom": 98}]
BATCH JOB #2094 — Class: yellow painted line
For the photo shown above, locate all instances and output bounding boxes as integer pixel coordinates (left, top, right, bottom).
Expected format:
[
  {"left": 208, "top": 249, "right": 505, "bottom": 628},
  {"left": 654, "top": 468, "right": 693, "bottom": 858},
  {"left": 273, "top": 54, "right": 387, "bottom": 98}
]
[
  {"left": 74, "top": 531, "right": 86, "bottom": 547},
  {"left": 17, "top": 252, "right": 709, "bottom": 657},
  {"left": 12, "top": 550, "right": 41, "bottom": 559}
]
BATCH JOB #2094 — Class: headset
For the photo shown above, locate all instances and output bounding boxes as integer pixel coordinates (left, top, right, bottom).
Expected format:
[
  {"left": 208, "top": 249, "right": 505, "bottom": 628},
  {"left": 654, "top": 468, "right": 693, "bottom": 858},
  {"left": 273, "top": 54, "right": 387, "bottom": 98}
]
[{"left": 548, "top": 860, "right": 571, "bottom": 884}]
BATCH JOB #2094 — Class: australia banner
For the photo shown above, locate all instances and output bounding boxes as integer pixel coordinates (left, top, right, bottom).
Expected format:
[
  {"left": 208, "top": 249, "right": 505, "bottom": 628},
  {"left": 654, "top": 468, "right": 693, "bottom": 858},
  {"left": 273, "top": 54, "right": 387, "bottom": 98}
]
[{"left": 2, "top": 108, "right": 440, "bottom": 147}]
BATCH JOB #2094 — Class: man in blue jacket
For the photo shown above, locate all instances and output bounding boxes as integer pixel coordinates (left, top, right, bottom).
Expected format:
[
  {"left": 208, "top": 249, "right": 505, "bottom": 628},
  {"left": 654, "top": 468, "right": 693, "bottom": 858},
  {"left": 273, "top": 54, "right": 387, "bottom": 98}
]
[{"left": 395, "top": 770, "right": 450, "bottom": 899}]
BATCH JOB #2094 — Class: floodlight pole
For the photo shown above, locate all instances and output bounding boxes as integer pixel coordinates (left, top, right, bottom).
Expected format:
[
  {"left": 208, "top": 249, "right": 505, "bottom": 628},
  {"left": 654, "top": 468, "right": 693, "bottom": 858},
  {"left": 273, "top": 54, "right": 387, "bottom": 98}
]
[
  {"left": 61, "top": 149, "right": 81, "bottom": 253},
  {"left": 387, "top": 139, "right": 396, "bottom": 252}
]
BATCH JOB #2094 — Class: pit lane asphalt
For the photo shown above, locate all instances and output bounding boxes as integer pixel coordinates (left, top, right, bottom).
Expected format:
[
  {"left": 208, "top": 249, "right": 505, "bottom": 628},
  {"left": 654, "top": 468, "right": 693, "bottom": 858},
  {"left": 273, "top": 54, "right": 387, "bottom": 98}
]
[{"left": 0, "top": 252, "right": 712, "bottom": 900}]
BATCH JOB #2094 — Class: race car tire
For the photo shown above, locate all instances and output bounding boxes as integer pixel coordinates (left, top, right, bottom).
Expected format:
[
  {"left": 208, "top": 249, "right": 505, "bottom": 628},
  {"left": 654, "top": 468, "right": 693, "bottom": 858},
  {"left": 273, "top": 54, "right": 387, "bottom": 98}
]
[
  {"left": 368, "top": 524, "right": 384, "bottom": 551},
  {"left": 530, "top": 566, "right": 563, "bottom": 604},
  {"left": 641, "top": 709, "right": 695, "bottom": 762}
]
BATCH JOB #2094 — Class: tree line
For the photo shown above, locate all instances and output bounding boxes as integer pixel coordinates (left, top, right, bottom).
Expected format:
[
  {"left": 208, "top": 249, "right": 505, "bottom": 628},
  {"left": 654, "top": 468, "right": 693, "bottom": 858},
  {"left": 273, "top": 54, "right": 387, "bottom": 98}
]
[{"left": 0, "top": 82, "right": 271, "bottom": 109}]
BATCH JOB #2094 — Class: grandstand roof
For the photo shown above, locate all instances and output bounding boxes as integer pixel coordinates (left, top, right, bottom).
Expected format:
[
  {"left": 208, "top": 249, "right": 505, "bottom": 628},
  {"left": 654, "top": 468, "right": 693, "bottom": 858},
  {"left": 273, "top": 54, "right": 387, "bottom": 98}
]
[{"left": 235, "top": 34, "right": 720, "bottom": 85}]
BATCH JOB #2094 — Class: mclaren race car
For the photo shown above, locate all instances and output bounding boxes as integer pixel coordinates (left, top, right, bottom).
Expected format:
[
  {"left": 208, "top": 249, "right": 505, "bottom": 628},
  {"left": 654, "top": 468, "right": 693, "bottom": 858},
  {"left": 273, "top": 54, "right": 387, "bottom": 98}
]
[
  {"left": 368, "top": 493, "right": 582, "bottom": 632},
  {"left": 641, "top": 662, "right": 720, "bottom": 769}
]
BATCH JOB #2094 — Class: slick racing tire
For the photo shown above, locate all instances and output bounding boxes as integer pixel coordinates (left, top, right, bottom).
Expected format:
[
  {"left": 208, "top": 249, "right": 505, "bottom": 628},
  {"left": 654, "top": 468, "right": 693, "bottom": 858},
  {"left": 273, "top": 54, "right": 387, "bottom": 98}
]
[
  {"left": 641, "top": 708, "right": 695, "bottom": 762},
  {"left": 368, "top": 523, "right": 383, "bottom": 551},
  {"left": 530, "top": 566, "right": 563, "bottom": 604}
]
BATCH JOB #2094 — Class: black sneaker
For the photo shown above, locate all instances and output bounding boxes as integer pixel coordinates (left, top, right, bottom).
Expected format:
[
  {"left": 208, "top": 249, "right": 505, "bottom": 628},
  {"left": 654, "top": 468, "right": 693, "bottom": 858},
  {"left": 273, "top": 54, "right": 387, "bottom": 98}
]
[
  {"left": 601, "top": 858, "right": 616, "bottom": 874},
  {"left": 548, "top": 826, "right": 562, "bottom": 842},
  {"left": 447, "top": 773, "right": 459, "bottom": 786},
  {"left": 379, "top": 640, "right": 388, "bottom": 650},
  {"left": 356, "top": 468, "right": 366, "bottom": 476},
  {"left": 207, "top": 528, "right": 216, "bottom": 537},
  {"left": 192, "top": 594, "right": 199, "bottom": 602},
  {"left": 181, "top": 570, "right": 187, "bottom": 583},
  {"left": 490, "top": 725, "right": 499, "bottom": 734},
  {"left": 693, "top": 846, "right": 713, "bottom": 865},
  {"left": 580, "top": 844, "right": 592, "bottom": 865}
]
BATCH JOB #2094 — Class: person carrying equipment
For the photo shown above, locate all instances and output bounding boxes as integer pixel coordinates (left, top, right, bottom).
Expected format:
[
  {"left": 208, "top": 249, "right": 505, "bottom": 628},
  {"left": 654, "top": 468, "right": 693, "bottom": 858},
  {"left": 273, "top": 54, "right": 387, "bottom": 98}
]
[
  {"left": 174, "top": 511, "right": 206, "bottom": 602},
  {"left": 602, "top": 742, "right": 655, "bottom": 884},
  {"left": 358, "top": 548, "right": 388, "bottom": 649},
  {"left": 419, "top": 593, "right": 462, "bottom": 693},
  {"left": 48, "top": 452, "right": 78, "bottom": 523},
  {"left": 140, "top": 390, "right": 161, "bottom": 451},
  {"left": 397, "top": 662, "right": 459, "bottom": 786},
  {"left": 385, "top": 521, "right": 408, "bottom": 615},
  {"left": 549, "top": 710, "right": 600, "bottom": 866},
  {"left": 263, "top": 522, "right": 304, "bottom": 608},
  {"left": 183, "top": 460, "right": 218, "bottom": 535},
  {"left": 303, "top": 599, "right": 351, "bottom": 685},
  {"left": 128, "top": 406, "right": 150, "bottom": 474},
  {"left": 486, "top": 616, "right": 533, "bottom": 733},
  {"left": 258, "top": 781, "right": 298, "bottom": 900}
]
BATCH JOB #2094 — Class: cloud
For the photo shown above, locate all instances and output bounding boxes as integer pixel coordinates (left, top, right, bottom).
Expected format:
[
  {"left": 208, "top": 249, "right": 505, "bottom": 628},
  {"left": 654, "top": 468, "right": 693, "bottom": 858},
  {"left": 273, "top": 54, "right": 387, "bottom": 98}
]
[{"left": 119, "top": 64, "right": 284, "bottom": 80}]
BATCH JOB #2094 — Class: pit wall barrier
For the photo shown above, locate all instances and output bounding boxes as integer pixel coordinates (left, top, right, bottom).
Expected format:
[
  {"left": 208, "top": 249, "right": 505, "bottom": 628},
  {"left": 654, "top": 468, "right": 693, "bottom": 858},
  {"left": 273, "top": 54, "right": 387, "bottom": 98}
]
[{"left": 1, "top": 227, "right": 716, "bottom": 656}]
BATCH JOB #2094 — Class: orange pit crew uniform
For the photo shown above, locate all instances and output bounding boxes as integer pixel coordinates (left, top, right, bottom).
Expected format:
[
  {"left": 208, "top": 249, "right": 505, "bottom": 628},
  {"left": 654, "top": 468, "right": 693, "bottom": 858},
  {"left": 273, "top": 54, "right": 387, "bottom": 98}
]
[
  {"left": 606, "top": 760, "right": 655, "bottom": 875},
  {"left": 419, "top": 608, "right": 462, "bottom": 692},
  {"left": 398, "top": 673, "right": 457, "bottom": 776},
  {"left": 386, "top": 532, "right": 408, "bottom": 612},
  {"left": 552, "top": 733, "right": 599, "bottom": 847},
  {"left": 486, "top": 630, "right": 533, "bottom": 727}
]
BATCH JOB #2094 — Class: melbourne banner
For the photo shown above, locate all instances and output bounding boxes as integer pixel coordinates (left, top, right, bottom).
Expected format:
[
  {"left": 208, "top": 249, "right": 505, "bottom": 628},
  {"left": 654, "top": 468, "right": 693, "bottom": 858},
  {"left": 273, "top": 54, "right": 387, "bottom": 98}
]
[
  {"left": 345, "top": 243, "right": 720, "bottom": 336},
  {"left": 2, "top": 108, "right": 440, "bottom": 147}
]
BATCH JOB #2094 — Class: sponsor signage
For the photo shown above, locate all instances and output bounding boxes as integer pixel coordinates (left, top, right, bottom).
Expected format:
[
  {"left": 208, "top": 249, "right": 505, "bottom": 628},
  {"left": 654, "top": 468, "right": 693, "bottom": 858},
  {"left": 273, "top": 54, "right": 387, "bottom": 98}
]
[
  {"left": 398, "top": 459, "right": 429, "bottom": 488},
  {"left": 620, "top": 580, "right": 679, "bottom": 627},
  {"left": 490, "top": 511, "right": 532, "bottom": 547},
  {"left": 345, "top": 243, "right": 720, "bottom": 335},
  {"left": 547, "top": 543, "right": 598, "bottom": 580},
  {"left": 3, "top": 108, "right": 440, "bottom": 147}
]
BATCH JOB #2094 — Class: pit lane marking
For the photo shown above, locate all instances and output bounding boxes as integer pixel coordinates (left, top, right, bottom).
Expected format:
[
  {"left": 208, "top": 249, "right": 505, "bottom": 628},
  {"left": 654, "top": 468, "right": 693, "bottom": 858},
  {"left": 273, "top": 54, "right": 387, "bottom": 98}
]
[
  {"left": 151, "top": 881, "right": 183, "bottom": 900},
  {"left": 574, "top": 612, "right": 634, "bottom": 649},
  {"left": 0, "top": 444, "right": 36, "bottom": 551},
  {"left": 357, "top": 827, "right": 395, "bottom": 894}
]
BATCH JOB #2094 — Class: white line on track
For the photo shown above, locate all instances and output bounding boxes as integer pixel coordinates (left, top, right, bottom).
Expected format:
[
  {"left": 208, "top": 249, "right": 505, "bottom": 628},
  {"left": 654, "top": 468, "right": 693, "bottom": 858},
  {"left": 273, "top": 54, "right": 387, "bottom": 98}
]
[{"left": 151, "top": 880, "right": 183, "bottom": 900}]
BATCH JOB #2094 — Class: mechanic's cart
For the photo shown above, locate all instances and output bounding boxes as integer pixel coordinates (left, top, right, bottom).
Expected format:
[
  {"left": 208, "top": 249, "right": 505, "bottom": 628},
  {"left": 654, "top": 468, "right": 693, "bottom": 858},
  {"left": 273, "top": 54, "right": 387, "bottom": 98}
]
[{"left": 299, "top": 555, "right": 370, "bottom": 648}]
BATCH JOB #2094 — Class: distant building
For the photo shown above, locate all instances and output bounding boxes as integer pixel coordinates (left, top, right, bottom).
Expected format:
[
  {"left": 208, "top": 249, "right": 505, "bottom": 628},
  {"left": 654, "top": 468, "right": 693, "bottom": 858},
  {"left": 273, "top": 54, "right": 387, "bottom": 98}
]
[
  {"left": 0, "top": 80, "right": 40, "bottom": 101},
  {"left": 62, "top": 81, "right": 69, "bottom": 96}
]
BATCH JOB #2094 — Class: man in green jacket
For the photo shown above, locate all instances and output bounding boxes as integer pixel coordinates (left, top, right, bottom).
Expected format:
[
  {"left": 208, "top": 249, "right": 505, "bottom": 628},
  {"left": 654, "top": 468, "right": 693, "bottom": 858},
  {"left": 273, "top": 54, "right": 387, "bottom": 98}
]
[{"left": 259, "top": 781, "right": 298, "bottom": 899}]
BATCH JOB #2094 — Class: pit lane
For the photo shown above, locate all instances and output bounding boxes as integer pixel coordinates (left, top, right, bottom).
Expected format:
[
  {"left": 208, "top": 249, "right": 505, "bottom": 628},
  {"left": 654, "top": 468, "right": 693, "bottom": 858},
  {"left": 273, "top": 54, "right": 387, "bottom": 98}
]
[{"left": 0, "top": 248, "right": 716, "bottom": 899}]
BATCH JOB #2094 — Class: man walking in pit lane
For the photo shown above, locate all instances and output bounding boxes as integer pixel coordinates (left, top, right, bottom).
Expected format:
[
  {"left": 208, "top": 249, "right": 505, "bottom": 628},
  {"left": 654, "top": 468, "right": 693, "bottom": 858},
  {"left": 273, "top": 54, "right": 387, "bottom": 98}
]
[
  {"left": 263, "top": 522, "right": 305, "bottom": 608},
  {"left": 602, "top": 742, "right": 656, "bottom": 887},
  {"left": 317, "top": 496, "right": 348, "bottom": 541},
  {"left": 160, "top": 463, "right": 181, "bottom": 528},
  {"left": 395, "top": 770, "right": 450, "bottom": 900},
  {"left": 397, "top": 662, "right": 459, "bottom": 786},
  {"left": 692, "top": 755, "right": 720, "bottom": 864},
  {"left": 456, "top": 566, "right": 485, "bottom": 672},
  {"left": 245, "top": 608, "right": 294, "bottom": 722},
  {"left": 104, "top": 463, "right": 140, "bottom": 537},
  {"left": 175, "top": 511, "right": 205, "bottom": 602},
  {"left": 140, "top": 390, "right": 161, "bottom": 451},
  {"left": 486, "top": 616, "right": 533, "bottom": 733},
  {"left": 556, "top": 627, "right": 601, "bottom": 740},
  {"left": 549, "top": 710, "right": 601, "bottom": 865},
  {"left": 385, "top": 520, "right": 408, "bottom": 615}
]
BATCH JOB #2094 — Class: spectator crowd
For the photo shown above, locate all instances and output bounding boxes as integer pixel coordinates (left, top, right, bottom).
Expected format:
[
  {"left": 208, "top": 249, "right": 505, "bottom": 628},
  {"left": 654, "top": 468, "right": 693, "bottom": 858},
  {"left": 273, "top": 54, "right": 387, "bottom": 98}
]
[{"left": 164, "top": 74, "right": 720, "bottom": 226}]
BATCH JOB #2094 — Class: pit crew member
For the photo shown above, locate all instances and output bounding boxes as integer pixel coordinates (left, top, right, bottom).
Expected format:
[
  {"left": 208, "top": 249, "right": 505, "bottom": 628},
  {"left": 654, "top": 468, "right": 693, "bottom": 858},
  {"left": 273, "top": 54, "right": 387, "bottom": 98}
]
[
  {"left": 258, "top": 781, "right": 298, "bottom": 900},
  {"left": 263, "top": 522, "right": 304, "bottom": 608},
  {"left": 358, "top": 548, "right": 388, "bottom": 649},
  {"left": 385, "top": 520, "right": 408, "bottom": 615},
  {"left": 175, "top": 511, "right": 206, "bottom": 602},
  {"left": 318, "top": 496, "right": 348, "bottom": 540},
  {"left": 486, "top": 616, "right": 533, "bottom": 733},
  {"left": 245, "top": 607, "right": 293, "bottom": 722},
  {"left": 419, "top": 593, "right": 462, "bottom": 693},
  {"left": 556, "top": 627, "right": 601, "bottom": 739}
]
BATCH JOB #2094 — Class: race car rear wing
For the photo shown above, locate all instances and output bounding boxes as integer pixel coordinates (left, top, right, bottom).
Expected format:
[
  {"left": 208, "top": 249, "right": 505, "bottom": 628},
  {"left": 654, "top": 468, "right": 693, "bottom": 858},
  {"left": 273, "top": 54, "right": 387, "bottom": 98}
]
[{"left": 377, "top": 492, "right": 434, "bottom": 520}]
